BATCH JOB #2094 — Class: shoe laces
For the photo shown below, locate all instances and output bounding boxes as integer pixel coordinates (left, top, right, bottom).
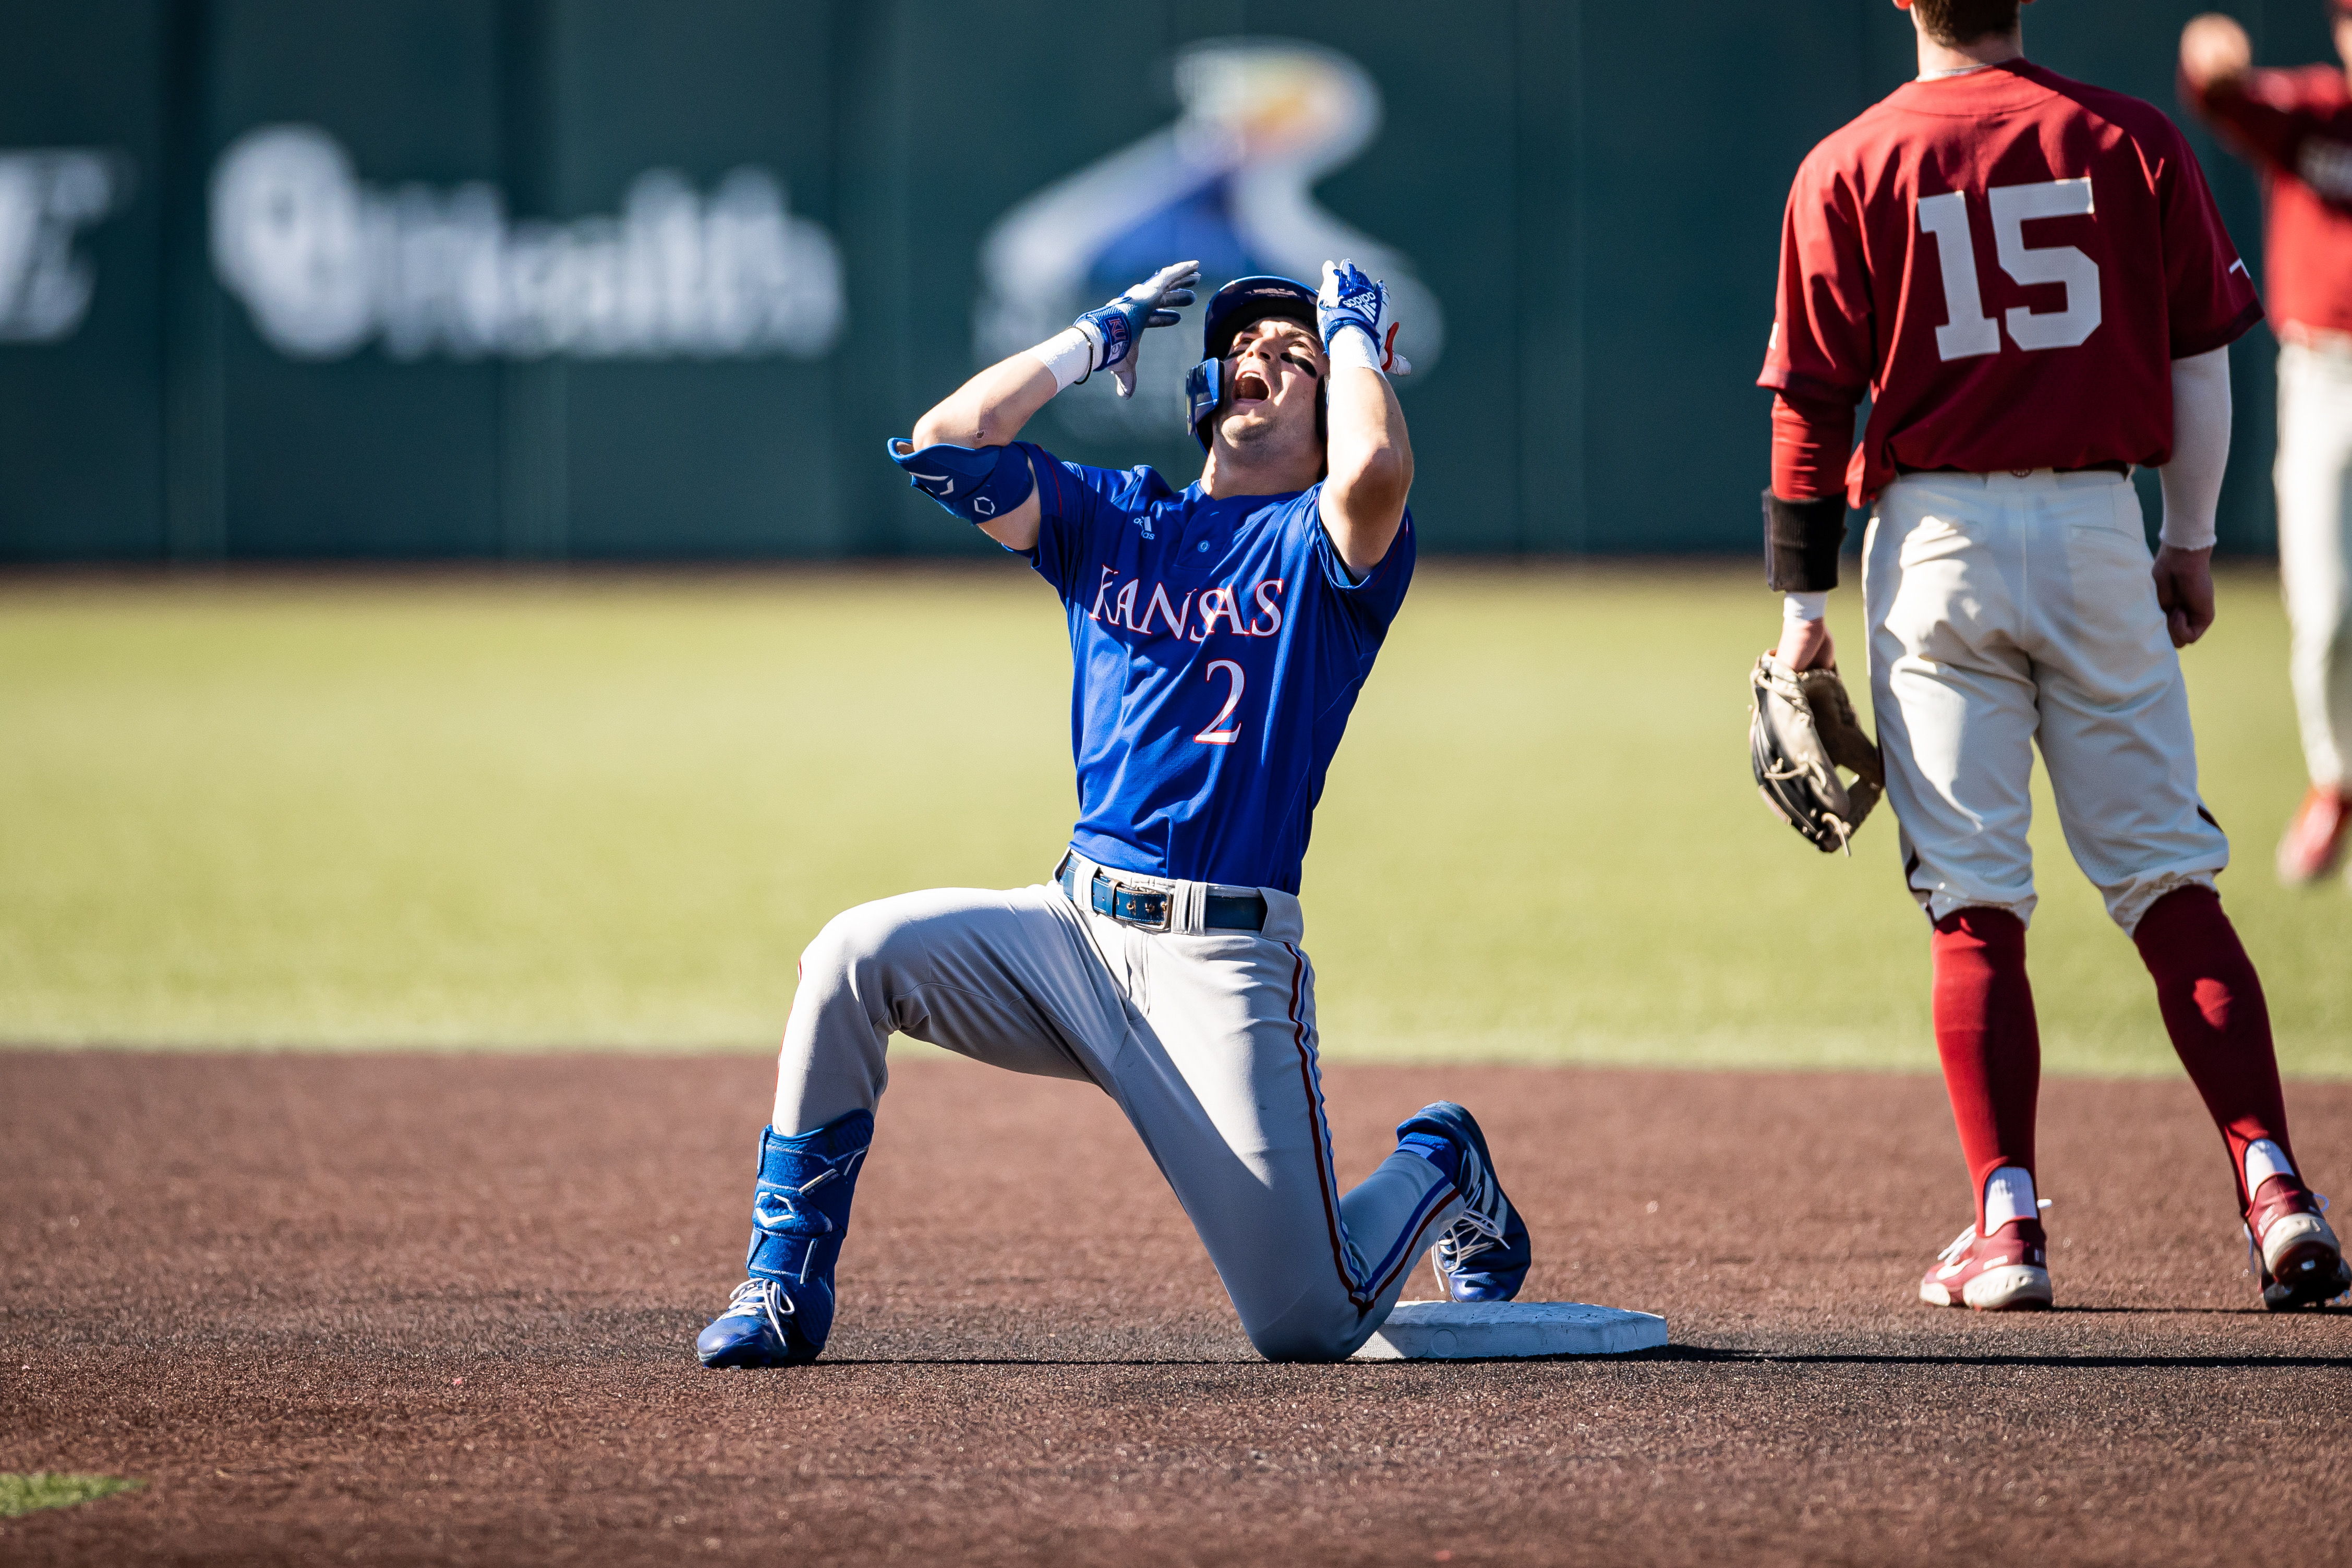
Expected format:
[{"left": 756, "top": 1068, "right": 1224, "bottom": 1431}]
[
  {"left": 1441, "top": 1209, "right": 1506, "bottom": 1268},
  {"left": 1936, "top": 1199, "right": 2052, "bottom": 1265},
  {"left": 1432, "top": 1176, "right": 1513, "bottom": 1294},
  {"left": 1444, "top": 1139, "right": 1509, "bottom": 1240},
  {"left": 719, "top": 1277, "right": 795, "bottom": 1344}
]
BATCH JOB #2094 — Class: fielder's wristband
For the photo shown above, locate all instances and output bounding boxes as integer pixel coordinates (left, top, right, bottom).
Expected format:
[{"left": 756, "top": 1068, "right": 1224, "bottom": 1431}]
[
  {"left": 1029, "top": 327, "right": 1094, "bottom": 393},
  {"left": 885, "top": 438, "right": 1038, "bottom": 525},
  {"left": 1326, "top": 322, "right": 1385, "bottom": 376},
  {"left": 1782, "top": 589, "right": 1829, "bottom": 622},
  {"left": 1763, "top": 488, "right": 1847, "bottom": 593}
]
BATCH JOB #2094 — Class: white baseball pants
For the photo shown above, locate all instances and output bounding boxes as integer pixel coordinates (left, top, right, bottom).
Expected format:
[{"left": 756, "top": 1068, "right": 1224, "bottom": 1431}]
[
  {"left": 2276, "top": 337, "right": 2352, "bottom": 791},
  {"left": 1864, "top": 469, "right": 2228, "bottom": 933},
  {"left": 770, "top": 851, "right": 1464, "bottom": 1362}
]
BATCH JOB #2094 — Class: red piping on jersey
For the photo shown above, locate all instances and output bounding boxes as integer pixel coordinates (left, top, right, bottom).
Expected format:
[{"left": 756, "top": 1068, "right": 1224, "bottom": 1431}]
[
  {"left": 1039, "top": 448, "right": 1070, "bottom": 520},
  {"left": 1285, "top": 941, "right": 1372, "bottom": 1311}
]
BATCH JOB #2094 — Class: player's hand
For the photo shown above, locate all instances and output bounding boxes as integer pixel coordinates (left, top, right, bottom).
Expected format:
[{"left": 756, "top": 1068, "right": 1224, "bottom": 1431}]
[
  {"left": 1073, "top": 260, "right": 1200, "bottom": 399},
  {"left": 1317, "top": 260, "right": 1410, "bottom": 375},
  {"left": 1774, "top": 618, "right": 1835, "bottom": 672},
  {"left": 2153, "top": 545, "right": 2217, "bottom": 647},
  {"left": 2180, "top": 14, "right": 2251, "bottom": 89}
]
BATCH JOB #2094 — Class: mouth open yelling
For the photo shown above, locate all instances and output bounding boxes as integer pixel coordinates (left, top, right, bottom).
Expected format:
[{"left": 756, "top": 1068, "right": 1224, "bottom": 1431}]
[{"left": 1232, "top": 368, "right": 1273, "bottom": 405}]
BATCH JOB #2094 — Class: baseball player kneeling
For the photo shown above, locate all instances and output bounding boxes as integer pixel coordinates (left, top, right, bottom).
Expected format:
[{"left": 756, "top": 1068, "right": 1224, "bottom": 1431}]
[
  {"left": 694, "top": 258, "right": 1533, "bottom": 1368},
  {"left": 1758, "top": 0, "right": 2348, "bottom": 1311}
]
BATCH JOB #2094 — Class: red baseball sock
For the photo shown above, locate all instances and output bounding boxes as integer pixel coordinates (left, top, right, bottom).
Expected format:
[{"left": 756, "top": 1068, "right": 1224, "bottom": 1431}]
[
  {"left": 1931, "top": 907, "right": 2041, "bottom": 1232},
  {"left": 2130, "top": 885, "right": 2297, "bottom": 1211}
]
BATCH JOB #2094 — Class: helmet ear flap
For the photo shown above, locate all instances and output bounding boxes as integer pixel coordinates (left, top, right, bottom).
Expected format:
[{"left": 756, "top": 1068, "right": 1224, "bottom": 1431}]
[
  {"left": 1185, "top": 358, "right": 1221, "bottom": 451},
  {"left": 1316, "top": 375, "right": 1329, "bottom": 479}
]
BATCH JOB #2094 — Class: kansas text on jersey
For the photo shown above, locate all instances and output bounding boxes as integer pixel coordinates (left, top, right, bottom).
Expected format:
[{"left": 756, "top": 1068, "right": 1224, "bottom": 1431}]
[{"left": 1008, "top": 442, "right": 1414, "bottom": 895}]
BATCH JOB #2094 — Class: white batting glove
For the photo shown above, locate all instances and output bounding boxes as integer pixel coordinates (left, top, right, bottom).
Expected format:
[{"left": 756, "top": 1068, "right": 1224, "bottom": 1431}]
[{"left": 1072, "top": 260, "right": 1201, "bottom": 397}]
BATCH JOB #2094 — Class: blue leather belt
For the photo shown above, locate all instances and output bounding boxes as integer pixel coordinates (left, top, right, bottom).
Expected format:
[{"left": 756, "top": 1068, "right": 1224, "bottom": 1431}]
[{"left": 1055, "top": 854, "right": 1266, "bottom": 932}]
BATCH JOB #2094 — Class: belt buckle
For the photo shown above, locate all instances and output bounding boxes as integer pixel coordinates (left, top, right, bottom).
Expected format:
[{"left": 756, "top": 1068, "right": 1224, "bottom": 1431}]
[{"left": 1105, "top": 878, "right": 1173, "bottom": 931}]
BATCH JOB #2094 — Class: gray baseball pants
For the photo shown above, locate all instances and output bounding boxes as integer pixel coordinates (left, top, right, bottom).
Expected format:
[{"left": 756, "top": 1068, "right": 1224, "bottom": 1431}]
[{"left": 770, "top": 849, "right": 1464, "bottom": 1361}]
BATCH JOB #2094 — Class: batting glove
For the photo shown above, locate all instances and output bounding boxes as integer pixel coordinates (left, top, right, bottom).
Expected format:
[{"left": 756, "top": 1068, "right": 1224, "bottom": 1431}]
[
  {"left": 1071, "top": 259, "right": 1201, "bottom": 398},
  {"left": 1317, "top": 259, "right": 1410, "bottom": 375}
]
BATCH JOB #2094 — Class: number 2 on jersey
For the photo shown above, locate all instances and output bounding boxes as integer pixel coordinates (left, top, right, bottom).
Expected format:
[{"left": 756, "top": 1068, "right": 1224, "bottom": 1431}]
[
  {"left": 1194, "top": 659, "right": 1245, "bottom": 745},
  {"left": 1917, "top": 178, "right": 2101, "bottom": 361}
]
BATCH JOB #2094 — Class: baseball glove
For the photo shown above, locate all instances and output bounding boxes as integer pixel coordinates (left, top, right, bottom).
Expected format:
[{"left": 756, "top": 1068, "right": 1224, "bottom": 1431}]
[{"left": 1748, "top": 655, "right": 1884, "bottom": 855}]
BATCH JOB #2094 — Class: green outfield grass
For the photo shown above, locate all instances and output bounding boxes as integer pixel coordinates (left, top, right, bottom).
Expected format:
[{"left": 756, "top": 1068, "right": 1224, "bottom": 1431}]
[
  {"left": 1, "top": 564, "right": 2344, "bottom": 1075},
  {"left": 0, "top": 1474, "right": 141, "bottom": 1518}
]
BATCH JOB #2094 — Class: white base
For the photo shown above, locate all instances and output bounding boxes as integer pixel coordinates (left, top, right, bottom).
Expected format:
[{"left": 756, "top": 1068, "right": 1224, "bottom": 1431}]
[{"left": 1352, "top": 1299, "right": 1668, "bottom": 1360}]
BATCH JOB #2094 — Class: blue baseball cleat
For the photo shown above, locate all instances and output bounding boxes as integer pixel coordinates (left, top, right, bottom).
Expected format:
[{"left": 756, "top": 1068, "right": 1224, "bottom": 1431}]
[
  {"left": 696, "top": 1108, "right": 873, "bottom": 1369},
  {"left": 697, "top": 1276, "right": 830, "bottom": 1368},
  {"left": 1395, "top": 1102, "right": 1533, "bottom": 1302}
]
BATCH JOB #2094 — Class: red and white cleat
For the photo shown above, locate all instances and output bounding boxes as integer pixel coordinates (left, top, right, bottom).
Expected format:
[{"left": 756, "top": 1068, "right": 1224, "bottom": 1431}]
[
  {"left": 2246, "top": 1177, "right": 2350, "bottom": 1311},
  {"left": 2275, "top": 787, "right": 2352, "bottom": 886},
  {"left": 1920, "top": 1217, "right": 2053, "bottom": 1311}
]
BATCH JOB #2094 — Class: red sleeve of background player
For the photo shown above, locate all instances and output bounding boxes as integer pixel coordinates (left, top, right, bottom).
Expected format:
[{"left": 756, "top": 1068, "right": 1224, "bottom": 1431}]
[
  {"left": 1767, "top": 394, "right": 1854, "bottom": 503},
  {"left": 2154, "top": 112, "right": 2266, "bottom": 356},
  {"left": 2180, "top": 67, "right": 2311, "bottom": 176},
  {"left": 1758, "top": 154, "right": 1868, "bottom": 501}
]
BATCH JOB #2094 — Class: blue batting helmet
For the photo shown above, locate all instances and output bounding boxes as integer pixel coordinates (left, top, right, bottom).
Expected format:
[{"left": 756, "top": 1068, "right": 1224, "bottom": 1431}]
[{"left": 1184, "top": 275, "right": 1320, "bottom": 451}]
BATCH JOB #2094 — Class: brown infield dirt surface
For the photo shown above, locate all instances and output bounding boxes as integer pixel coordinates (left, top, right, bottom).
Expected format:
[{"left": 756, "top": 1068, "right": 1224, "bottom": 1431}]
[{"left": 3, "top": 1054, "right": 2350, "bottom": 1567}]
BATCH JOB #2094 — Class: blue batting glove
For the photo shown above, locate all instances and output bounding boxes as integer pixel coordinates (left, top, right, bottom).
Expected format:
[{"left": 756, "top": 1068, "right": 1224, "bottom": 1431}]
[
  {"left": 1074, "top": 259, "right": 1200, "bottom": 398},
  {"left": 1316, "top": 259, "right": 1411, "bottom": 375}
]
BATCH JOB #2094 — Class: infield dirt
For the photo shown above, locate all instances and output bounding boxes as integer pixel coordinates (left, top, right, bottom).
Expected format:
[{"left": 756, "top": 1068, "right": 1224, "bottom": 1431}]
[{"left": 4, "top": 1053, "right": 2349, "bottom": 1566}]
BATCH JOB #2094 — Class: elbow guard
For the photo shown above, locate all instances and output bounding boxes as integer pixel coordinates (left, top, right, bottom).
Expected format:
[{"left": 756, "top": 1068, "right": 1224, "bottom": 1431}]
[
  {"left": 885, "top": 438, "right": 1037, "bottom": 524},
  {"left": 1763, "top": 488, "right": 1849, "bottom": 593}
]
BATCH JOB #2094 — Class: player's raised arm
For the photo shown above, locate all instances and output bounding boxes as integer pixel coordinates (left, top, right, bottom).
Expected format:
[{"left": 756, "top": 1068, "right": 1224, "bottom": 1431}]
[
  {"left": 887, "top": 260, "right": 1200, "bottom": 552},
  {"left": 1312, "top": 261, "right": 1415, "bottom": 577}
]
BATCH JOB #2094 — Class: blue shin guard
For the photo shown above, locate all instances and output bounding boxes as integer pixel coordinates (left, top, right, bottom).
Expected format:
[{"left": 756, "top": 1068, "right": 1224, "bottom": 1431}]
[{"left": 695, "top": 1108, "right": 874, "bottom": 1369}]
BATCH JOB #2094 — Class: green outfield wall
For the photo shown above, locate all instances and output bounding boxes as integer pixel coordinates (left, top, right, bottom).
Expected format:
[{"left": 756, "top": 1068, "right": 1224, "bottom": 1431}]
[{"left": 0, "top": 1, "right": 2334, "bottom": 560}]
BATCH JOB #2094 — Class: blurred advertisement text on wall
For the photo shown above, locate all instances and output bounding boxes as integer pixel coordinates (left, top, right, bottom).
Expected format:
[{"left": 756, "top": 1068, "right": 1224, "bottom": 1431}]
[
  {"left": 0, "top": 151, "right": 128, "bottom": 344},
  {"left": 210, "top": 125, "right": 843, "bottom": 363}
]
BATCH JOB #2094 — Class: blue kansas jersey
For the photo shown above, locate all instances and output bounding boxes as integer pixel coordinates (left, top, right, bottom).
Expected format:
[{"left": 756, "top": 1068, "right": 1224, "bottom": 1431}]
[{"left": 1011, "top": 441, "right": 1414, "bottom": 895}]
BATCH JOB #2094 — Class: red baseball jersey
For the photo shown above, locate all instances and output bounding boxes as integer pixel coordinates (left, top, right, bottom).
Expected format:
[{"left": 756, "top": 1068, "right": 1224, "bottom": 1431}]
[
  {"left": 1760, "top": 60, "right": 2263, "bottom": 508},
  {"left": 2183, "top": 65, "right": 2352, "bottom": 338}
]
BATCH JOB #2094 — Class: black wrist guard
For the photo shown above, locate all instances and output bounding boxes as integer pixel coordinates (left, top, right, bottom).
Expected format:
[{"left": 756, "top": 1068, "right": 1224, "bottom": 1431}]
[{"left": 1763, "top": 489, "right": 1849, "bottom": 593}]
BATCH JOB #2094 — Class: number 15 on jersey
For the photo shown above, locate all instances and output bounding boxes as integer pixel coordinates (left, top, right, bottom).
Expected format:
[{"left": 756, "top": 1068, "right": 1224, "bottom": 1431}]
[{"left": 1919, "top": 177, "right": 2103, "bottom": 361}]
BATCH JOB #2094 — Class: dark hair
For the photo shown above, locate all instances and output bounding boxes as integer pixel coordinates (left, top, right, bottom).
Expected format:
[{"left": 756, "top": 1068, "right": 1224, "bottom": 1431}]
[{"left": 1912, "top": 0, "right": 2022, "bottom": 45}]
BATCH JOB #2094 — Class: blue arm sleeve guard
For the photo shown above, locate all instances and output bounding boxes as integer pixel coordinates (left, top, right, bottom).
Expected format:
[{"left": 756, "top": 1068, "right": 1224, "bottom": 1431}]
[{"left": 884, "top": 438, "right": 1039, "bottom": 524}]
